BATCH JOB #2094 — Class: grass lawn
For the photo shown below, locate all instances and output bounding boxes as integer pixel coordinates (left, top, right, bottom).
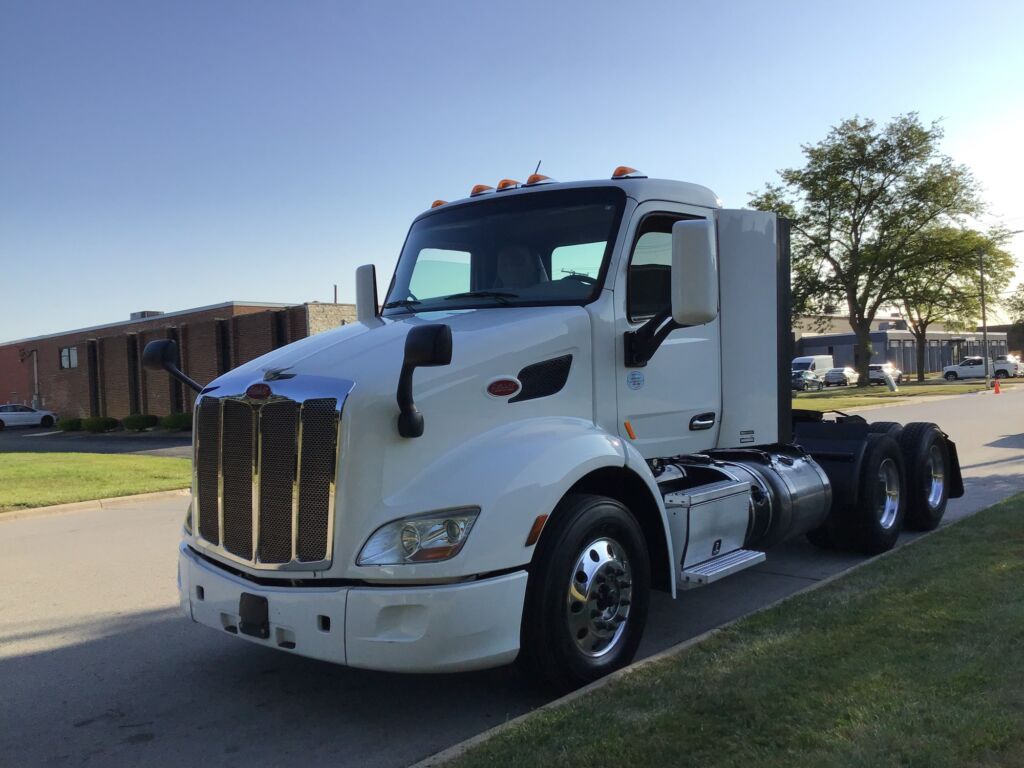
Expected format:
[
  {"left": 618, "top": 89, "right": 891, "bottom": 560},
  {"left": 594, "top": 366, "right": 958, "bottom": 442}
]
[
  {"left": 451, "top": 493, "right": 1024, "bottom": 768},
  {"left": 0, "top": 452, "right": 191, "bottom": 512},
  {"left": 791, "top": 380, "right": 999, "bottom": 412}
]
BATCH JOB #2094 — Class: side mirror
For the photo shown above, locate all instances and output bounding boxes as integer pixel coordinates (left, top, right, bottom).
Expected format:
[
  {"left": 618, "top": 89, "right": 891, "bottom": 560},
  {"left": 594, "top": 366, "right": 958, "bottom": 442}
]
[
  {"left": 142, "top": 339, "right": 202, "bottom": 393},
  {"left": 671, "top": 219, "right": 718, "bottom": 326},
  {"left": 356, "top": 264, "right": 379, "bottom": 322},
  {"left": 396, "top": 324, "right": 452, "bottom": 438}
]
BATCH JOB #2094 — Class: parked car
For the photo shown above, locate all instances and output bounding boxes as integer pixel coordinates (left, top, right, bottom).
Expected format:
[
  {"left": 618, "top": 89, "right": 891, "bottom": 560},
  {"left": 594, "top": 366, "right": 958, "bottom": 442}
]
[
  {"left": 791, "top": 369, "right": 824, "bottom": 392},
  {"left": 823, "top": 366, "right": 859, "bottom": 387},
  {"left": 995, "top": 353, "right": 1020, "bottom": 369},
  {"left": 0, "top": 403, "right": 58, "bottom": 429},
  {"left": 943, "top": 356, "right": 1018, "bottom": 380},
  {"left": 868, "top": 363, "right": 903, "bottom": 385}
]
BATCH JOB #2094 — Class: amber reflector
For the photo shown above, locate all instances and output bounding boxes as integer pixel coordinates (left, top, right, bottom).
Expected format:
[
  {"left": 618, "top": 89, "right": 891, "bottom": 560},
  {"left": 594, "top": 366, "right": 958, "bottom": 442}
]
[
  {"left": 470, "top": 184, "right": 494, "bottom": 196},
  {"left": 623, "top": 420, "right": 637, "bottom": 440},
  {"left": 525, "top": 514, "right": 549, "bottom": 546},
  {"left": 612, "top": 165, "right": 640, "bottom": 178},
  {"left": 496, "top": 178, "right": 520, "bottom": 191}
]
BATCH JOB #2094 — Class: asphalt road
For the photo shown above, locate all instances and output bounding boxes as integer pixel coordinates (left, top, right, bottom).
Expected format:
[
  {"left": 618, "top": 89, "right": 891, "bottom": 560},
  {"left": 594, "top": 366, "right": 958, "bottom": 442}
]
[
  {"left": 0, "top": 427, "right": 191, "bottom": 457},
  {"left": 2, "top": 389, "right": 1022, "bottom": 767}
]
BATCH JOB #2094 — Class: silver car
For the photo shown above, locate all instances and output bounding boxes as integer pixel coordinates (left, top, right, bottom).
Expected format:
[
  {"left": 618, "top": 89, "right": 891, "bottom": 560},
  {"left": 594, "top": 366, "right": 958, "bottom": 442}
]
[
  {"left": 0, "top": 403, "right": 58, "bottom": 430},
  {"left": 823, "top": 367, "right": 858, "bottom": 387}
]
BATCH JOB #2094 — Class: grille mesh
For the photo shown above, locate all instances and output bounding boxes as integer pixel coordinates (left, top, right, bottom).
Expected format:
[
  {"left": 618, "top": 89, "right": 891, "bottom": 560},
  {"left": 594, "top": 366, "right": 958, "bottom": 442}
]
[
  {"left": 297, "top": 398, "right": 337, "bottom": 562},
  {"left": 221, "top": 400, "right": 254, "bottom": 560},
  {"left": 510, "top": 354, "right": 573, "bottom": 403},
  {"left": 195, "top": 398, "right": 221, "bottom": 544},
  {"left": 258, "top": 401, "right": 299, "bottom": 563},
  {"left": 193, "top": 393, "right": 338, "bottom": 568}
]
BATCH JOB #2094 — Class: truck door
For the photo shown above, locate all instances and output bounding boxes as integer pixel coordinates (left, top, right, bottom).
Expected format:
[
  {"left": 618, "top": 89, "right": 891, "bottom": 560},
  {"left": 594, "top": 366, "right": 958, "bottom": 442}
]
[{"left": 614, "top": 203, "right": 721, "bottom": 458}]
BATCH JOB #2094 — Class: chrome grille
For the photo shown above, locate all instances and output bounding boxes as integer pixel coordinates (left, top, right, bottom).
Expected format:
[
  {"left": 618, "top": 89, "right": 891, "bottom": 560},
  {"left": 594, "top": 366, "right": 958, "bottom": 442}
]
[{"left": 193, "top": 393, "right": 340, "bottom": 570}]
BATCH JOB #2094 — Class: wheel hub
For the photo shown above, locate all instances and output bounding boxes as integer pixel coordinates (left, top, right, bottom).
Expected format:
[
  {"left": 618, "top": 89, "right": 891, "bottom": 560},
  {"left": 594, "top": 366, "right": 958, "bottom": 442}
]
[
  {"left": 566, "top": 538, "right": 633, "bottom": 658},
  {"left": 926, "top": 443, "right": 945, "bottom": 510},
  {"left": 876, "top": 457, "right": 901, "bottom": 530}
]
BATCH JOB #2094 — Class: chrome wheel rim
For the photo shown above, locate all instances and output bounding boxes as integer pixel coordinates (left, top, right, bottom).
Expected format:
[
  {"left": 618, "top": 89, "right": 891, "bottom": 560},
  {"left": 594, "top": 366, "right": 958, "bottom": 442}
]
[
  {"left": 926, "top": 444, "right": 945, "bottom": 510},
  {"left": 566, "top": 538, "right": 633, "bottom": 658},
  {"left": 876, "top": 457, "right": 901, "bottom": 530}
]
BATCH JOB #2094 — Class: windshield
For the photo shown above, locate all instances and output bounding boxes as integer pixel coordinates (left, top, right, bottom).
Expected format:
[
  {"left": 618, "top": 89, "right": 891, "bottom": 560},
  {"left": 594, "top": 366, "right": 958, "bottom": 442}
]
[
  {"left": 383, "top": 187, "right": 626, "bottom": 314},
  {"left": 792, "top": 361, "right": 811, "bottom": 371}
]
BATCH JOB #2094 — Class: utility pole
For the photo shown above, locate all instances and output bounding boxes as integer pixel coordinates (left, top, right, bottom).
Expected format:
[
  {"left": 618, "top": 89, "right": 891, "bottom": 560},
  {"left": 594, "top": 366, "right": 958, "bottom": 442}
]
[{"left": 980, "top": 248, "right": 990, "bottom": 388}]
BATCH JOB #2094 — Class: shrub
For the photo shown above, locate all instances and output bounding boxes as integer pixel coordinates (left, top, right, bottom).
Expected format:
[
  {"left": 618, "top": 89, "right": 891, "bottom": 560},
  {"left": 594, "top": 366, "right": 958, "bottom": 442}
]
[
  {"left": 81, "top": 416, "right": 120, "bottom": 433},
  {"left": 122, "top": 413, "right": 159, "bottom": 432},
  {"left": 161, "top": 412, "right": 193, "bottom": 432},
  {"left": 57, "top": 417, "right": 83, "bottom": 432}
]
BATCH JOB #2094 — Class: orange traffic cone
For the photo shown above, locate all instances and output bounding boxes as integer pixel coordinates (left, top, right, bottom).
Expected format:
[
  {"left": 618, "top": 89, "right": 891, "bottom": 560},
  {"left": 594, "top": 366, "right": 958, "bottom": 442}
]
[{"left": 994, "top": 378, "right": 1001, "bottom": 394}]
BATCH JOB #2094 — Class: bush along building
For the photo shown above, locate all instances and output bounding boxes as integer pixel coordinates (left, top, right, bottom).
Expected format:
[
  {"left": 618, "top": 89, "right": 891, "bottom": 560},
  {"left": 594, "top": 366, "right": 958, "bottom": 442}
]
[{"left": 0, "top": 301, "right": 355, "bottom": 419}]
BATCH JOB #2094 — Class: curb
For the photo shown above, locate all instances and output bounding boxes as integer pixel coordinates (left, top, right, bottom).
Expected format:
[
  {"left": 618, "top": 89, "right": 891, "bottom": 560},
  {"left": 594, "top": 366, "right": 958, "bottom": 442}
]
[
  {"left": 409, "top": 506, "right": 979, "bottom": 768},
  {"left": 1, "top": 488, "right": 190, "bottom": 521}
]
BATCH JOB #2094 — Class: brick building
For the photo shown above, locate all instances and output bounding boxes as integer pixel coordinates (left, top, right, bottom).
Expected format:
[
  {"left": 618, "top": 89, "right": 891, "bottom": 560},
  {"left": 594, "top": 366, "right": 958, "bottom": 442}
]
[{"left": 0, "top": 301, "right": 356, "bottom": 419}]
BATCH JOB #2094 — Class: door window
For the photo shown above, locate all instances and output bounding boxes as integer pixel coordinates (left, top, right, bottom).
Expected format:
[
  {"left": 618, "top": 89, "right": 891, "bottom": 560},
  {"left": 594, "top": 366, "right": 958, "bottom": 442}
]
[{"left": 626, "top": 213, "right": 699, "bottom": 322}]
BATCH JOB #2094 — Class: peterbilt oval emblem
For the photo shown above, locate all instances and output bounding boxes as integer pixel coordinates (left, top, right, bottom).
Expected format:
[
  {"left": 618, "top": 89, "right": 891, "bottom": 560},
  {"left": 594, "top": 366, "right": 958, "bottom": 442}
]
[
  {"left": 246, "top": 383, "right": 272, "bottom": 400},
  {"left": 486, "top": 378, "right": 521, "bottom": 398}
]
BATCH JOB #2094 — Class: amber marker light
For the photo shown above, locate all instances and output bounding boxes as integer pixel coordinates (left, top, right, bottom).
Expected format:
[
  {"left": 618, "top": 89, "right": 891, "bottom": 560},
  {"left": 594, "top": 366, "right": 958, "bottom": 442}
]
[
  {"left": 470, "top": 184, "right": 495, "bottom": 196},
  {"left": 525, "top": 514, "right": 549, "bottom": 546},
  {"left": 525, "top": 173, "right": 555, "bottom": 185},
  {"left": 612, "top": 166, "right": 646, "bottom": 179},
  {"left": 623, "top": 421, "right": 637, "bottom": 440},
  {"left": 496, "top": 178, "right": 520, "bottom": 191},
  {"left": 431, "top": 199, "right": 447, "bottom": 208}
]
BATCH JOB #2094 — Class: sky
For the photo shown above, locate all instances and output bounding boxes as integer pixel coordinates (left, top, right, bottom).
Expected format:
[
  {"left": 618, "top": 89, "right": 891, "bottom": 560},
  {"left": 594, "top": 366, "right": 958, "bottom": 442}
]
[{"left": 2, "top": 0, "right": 1023, "bottom": 342}]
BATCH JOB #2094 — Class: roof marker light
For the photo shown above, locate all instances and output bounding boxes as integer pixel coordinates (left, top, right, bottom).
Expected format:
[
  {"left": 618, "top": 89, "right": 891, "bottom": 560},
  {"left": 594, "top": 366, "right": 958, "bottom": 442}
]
[
  {"left": 612, "top": 166, "right": 647, "bottom": 179},
  {"left": 525, "top": 174, "right": 555, "bottom": 186},
  {"left": 470, "top": 184, "right": 495, "bottom": 196},
  {"left": 496, "top": 179, "right": 521, "bottom": 191},
  {"left": 431, "top": 199, "right": 447, "bottom": 208}
]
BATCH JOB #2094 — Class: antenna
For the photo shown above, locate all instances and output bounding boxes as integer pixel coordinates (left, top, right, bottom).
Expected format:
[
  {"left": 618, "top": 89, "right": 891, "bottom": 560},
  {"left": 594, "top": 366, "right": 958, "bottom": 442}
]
[{"left": 534, "top": 160, "right": 542, "bottom": 175}]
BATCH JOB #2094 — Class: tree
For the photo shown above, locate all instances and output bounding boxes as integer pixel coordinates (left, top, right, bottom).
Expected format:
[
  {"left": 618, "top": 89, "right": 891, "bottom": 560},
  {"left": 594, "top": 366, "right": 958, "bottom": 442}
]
[
  {"left": 1005, "top": 284, "right": 1024, "bottom": 324},
  {"left": 896, "top": 227, "right": 1015, "bottom": 380},
  {"left": 750, "top": 114, "right": 982, "bottom": 385}
]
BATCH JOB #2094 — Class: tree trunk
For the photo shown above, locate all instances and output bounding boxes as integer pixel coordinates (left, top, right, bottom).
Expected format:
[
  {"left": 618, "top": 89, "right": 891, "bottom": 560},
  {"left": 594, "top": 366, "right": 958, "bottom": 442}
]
[
  {"left": 852, "top": 321, "right": 873, "bottom": 387},
  {"left": 913, "top": 327, "right": 928, "bottom": 382}
]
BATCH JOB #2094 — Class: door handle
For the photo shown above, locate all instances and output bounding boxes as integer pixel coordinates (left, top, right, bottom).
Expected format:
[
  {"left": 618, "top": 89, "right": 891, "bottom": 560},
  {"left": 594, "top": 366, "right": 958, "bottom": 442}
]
[{"left": 689, "top": 412, "right": 716, "bottom": 431}]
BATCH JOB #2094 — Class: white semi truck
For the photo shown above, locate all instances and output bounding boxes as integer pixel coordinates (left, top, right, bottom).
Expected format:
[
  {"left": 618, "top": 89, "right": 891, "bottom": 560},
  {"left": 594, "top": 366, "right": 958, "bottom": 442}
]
[{"left": 145, "top": 168, "right": 964, "bottom": 691}]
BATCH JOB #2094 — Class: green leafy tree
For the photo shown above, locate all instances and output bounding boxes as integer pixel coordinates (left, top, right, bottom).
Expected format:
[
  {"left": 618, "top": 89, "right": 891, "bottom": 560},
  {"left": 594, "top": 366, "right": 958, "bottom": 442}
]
[
  {"left": 896, "top": 227, "right": 1015, "bottom": 380},
  {"left": 751, "top": 114, "right": 982, "bottom": 385},
  {"left": 1004, "top": 284, "right": 1024, "bottom": 324}
]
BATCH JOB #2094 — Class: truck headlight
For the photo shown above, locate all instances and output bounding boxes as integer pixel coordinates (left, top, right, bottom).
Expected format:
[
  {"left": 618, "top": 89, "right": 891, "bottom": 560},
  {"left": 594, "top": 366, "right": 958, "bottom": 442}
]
[{"left": 357, "top": 509, "right": 479, "bottom": 565}]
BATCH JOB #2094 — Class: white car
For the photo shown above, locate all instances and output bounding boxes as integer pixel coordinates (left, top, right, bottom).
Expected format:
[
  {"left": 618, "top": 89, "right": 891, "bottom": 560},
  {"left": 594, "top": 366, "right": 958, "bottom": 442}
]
[
  {"left": 0, "top": 404, "right": 58, "bottom": 430},
  {"left": 868, "top": 363, "right": 902, "bottom": 385},
  {"left": 943, "top": 356, "right": 1018, "bottom": 380}
]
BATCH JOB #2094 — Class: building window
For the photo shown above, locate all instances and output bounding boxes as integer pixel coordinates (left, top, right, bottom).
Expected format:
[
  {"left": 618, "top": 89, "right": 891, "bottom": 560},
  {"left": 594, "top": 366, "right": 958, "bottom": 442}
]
[{"left": 59, "top": 346, "right": 78, "bottom": 369}]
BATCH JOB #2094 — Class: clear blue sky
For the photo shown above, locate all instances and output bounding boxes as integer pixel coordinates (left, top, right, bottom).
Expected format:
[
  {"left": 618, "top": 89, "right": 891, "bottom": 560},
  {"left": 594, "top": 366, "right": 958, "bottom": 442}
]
[{"left": 2, "top": 0, "right": 1022, "bottom": 341}]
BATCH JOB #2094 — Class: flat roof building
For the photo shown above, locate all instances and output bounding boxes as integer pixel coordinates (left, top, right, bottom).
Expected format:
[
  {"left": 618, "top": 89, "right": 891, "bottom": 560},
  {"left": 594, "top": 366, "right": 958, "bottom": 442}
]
[{"left": 0, "top": 301, "right": 355, "bottom": 418}]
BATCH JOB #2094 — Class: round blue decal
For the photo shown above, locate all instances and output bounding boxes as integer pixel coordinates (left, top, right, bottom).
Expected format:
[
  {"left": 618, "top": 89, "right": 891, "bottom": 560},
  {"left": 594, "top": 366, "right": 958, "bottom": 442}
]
[{"left": 627, "top": 371, "right": 645, "bottom": 390}]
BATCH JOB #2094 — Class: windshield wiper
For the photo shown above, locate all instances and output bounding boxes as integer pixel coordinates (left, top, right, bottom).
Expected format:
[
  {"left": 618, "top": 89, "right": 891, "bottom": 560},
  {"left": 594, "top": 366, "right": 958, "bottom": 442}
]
[
  {"left": 442, "top": 290, "right": 519, "bottom": 304},
  {"left": 382, "top": 299, "right": 421, "bottom": 309}
]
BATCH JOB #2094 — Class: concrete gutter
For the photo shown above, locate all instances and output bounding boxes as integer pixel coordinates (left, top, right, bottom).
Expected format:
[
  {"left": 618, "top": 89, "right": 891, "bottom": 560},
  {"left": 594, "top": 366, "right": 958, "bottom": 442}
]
[
  {"left": 409, "top": 508, "right": 975, "bottom": 768},
  {"left": 1, "top": 488, "right": 190, "bottom": 522}
]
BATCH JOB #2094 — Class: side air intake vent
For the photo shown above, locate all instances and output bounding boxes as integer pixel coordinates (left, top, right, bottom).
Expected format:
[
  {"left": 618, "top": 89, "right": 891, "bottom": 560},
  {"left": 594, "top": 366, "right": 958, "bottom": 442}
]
[{"left": 510, "top": 354, "right": 572, "bottom": 403}]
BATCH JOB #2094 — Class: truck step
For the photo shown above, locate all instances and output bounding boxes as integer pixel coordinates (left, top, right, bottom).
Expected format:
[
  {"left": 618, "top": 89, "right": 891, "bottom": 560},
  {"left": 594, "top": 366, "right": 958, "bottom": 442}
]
[{"left": 681, "top": 549, "right": 766, "bottom": 589}]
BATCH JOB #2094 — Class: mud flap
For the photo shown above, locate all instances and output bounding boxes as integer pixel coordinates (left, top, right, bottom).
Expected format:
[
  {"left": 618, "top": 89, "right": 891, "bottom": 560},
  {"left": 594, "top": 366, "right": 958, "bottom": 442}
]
[{"left": 945, "top": 438, "right": 965, "bottom": 498}]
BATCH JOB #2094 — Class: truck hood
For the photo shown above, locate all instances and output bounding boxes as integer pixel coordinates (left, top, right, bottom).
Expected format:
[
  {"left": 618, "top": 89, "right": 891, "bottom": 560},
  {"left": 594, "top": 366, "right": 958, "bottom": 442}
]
[{"left": 205, "top": 305, "right": 592, "bottom": 404}]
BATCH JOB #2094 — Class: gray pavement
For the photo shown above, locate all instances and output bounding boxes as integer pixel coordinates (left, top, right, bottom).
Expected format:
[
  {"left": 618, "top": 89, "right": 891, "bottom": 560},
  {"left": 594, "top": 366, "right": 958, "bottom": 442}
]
[
  {"left": 0, "top": 426, "right": 191, "bottom": 457},
  {"left": 1, "top": 388, "right": 1021, "bottom": 767}
]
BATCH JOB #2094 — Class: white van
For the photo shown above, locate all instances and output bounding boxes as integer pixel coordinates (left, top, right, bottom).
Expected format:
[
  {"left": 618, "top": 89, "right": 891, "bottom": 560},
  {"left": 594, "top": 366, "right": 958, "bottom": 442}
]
[{"left": 792, "top": 355, "right": 834, "bottom": 373}]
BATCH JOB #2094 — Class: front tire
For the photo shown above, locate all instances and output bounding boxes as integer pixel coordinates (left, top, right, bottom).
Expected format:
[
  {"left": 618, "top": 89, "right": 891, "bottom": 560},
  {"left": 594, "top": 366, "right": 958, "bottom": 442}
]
[
  {"left": 944, "top": 372, "right": 957, "bottom": 381},
  {"left": 520, "top": 494, "right": 650, "bottom": 692}
]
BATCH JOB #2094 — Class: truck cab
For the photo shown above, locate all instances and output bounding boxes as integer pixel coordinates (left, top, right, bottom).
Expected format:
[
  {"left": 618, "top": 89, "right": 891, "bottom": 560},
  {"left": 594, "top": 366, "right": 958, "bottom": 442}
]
[{"left": 155, "top": 169, "right": 964, "bottom": 690}]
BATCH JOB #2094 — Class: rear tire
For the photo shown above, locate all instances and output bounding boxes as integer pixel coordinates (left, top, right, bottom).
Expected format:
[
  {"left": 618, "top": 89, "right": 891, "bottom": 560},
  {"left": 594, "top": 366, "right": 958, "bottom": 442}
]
[
  {"left": 811, "top": 435, "right": 906, "bottom": 555},
  {"left": 867, "top": 421, "right": 902, "bottom": 438},
  {"left": 519, "top": 494, "right": 650, "bottom": 692},
  {"left": 995, "top": 370, "right": 1007, "bottom": 379},
  {"left": 40, "top": 415, "right": 54, "bottom": 428},
  {"left": 898, "top": 423, "right": 950, "bottom": 531}
]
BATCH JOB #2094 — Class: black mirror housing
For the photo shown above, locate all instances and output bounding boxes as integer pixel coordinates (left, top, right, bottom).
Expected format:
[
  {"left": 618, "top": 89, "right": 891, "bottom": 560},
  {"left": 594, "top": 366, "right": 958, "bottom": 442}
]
[
  {"left": 141, "top": 339, "right": 202, "bottom": 393},
  {"left": 397, "top": 324, "right": 452, "bottom": 438}
]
